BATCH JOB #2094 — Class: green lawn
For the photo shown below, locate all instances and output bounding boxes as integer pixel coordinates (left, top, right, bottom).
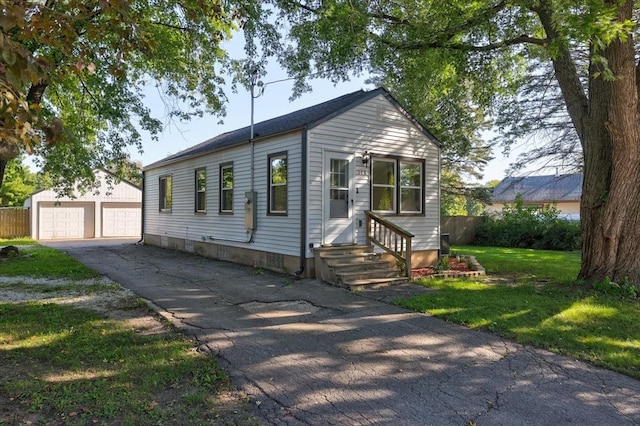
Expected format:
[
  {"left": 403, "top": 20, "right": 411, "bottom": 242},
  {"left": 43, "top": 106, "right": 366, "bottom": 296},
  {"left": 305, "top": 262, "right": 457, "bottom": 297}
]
[
  {"left": 0, "top": 237, "right": 36, "bottom": 246},
  {"left": 0, "top": 240, "right": 255, "bottom": 425},
  {"left": 1, "top": 245, "right": 100, "bottom": 280},
  {"left": 398, "top": 246, "right": 640, "bottom": 379}
]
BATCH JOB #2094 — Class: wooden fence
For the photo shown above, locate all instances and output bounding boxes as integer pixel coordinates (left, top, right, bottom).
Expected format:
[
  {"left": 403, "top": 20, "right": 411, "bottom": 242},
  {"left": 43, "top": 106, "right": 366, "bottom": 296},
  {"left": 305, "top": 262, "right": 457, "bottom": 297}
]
[
  {"left": 0, "top": 208, "right": 30, "bottom": 238},
  {"left": 441, "top": 215, "right": 485, "bottom": 246}
]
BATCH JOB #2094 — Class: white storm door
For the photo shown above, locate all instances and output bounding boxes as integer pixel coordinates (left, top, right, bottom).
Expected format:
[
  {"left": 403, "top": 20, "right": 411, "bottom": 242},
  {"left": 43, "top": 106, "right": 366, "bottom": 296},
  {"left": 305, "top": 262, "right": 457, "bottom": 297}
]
[{"left": 323, "top": 152, "right": 354, "bottom": 245}]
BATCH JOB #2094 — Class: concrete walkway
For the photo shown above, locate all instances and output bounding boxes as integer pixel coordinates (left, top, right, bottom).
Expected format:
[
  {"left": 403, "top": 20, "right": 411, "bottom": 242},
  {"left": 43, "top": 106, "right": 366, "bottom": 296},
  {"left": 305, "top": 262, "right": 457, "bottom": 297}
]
[{"left": 51, "top": 241, "right": 640, "bottom": 425}]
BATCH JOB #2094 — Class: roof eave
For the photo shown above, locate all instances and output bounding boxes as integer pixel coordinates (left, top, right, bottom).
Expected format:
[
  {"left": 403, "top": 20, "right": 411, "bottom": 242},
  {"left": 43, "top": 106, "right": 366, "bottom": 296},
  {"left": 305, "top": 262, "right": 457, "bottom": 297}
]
[{"left": 143, "top": 127, "right": 306, "bottom": 171}]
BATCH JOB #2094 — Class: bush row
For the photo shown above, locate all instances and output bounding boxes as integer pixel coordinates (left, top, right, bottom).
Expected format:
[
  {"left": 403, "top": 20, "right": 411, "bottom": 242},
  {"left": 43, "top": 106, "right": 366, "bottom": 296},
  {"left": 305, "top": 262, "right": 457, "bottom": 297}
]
[{"left": 474, "top": 196, "right": 581, "bottom": 251}]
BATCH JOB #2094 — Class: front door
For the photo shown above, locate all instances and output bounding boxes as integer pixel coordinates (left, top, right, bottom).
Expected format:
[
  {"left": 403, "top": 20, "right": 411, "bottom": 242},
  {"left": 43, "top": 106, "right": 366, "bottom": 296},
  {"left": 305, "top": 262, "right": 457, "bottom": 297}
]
[{"left": 323, "top": 152, "right": 354, "bottom": 245}]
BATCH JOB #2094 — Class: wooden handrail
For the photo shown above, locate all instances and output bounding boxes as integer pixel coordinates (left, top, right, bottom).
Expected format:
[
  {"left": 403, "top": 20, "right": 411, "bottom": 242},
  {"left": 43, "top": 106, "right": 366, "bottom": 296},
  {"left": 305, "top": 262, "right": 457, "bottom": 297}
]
[{"left": 365, "top": 211, "right": 414, "bottom": 280}]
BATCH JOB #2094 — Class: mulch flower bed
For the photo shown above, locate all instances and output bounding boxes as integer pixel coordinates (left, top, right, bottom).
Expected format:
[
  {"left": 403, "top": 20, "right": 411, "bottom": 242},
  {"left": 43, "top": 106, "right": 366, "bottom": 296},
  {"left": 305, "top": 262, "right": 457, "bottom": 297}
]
[{"left": 412, "top": 256, "right": 481, "bottom": 278}]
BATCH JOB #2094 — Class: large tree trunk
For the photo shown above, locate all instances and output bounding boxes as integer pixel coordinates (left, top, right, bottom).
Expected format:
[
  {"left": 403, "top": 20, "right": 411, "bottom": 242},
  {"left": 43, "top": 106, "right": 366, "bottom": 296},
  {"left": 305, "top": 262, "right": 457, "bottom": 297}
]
[{"left": 579, "top": 0, "right": 640, "bottom": 286}]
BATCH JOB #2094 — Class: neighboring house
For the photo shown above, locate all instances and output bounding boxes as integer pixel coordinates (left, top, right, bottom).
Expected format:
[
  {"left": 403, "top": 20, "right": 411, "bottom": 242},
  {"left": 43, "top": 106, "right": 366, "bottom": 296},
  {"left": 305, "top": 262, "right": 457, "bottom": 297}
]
[
  {"left": 488, "top": 173, "right": 583, "bottom": 219},
  {"left": 142, "top": 87, "right": 441, "bottom": 278},
  {"left": 27, "top": 169, "right": 142, "bottom": 240}
]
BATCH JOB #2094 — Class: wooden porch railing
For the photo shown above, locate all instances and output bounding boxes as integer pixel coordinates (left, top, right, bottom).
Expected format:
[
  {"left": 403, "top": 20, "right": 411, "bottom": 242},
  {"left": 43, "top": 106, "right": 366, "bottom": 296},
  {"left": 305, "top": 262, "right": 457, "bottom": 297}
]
[{"left": 365, "top": 210, "right": 414, "bottom": 280}]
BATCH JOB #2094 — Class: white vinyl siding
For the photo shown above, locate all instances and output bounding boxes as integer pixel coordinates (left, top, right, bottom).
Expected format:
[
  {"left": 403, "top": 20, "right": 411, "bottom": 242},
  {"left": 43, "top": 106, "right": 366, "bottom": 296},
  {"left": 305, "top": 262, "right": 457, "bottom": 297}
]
[
  {"left": 307, "top": 93, "right": 440, "bottom": 256},
  {"left": 144, "top": 132, "right": 302, "bottom": 257}
]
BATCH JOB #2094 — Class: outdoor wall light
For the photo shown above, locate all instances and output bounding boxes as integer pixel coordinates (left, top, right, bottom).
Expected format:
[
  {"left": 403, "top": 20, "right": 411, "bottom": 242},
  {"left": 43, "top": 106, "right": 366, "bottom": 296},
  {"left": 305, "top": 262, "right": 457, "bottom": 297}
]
[{"left": 362, "top": 151, "right": 370, "bottom": 167}]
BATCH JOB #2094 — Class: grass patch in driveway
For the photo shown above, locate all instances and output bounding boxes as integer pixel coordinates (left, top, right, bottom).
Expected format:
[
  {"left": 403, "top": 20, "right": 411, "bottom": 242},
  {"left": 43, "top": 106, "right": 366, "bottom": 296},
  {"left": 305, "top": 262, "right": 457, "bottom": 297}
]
[
  {"left": 1, "top": 245, "right": 99, "bottom": 280},
  {"left": 397, "top": 246, "right": 640, "bottom": 379}
]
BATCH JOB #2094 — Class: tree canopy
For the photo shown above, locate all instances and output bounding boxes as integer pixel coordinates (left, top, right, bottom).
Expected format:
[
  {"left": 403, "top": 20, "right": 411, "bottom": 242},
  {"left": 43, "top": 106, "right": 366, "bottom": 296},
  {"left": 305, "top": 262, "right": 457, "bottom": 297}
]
[
  {"left": 0, "top": 0, "right": 241, "bottom": 193},
  {"left": 0, "top": 155, "right": 45, "bottom": 206}
]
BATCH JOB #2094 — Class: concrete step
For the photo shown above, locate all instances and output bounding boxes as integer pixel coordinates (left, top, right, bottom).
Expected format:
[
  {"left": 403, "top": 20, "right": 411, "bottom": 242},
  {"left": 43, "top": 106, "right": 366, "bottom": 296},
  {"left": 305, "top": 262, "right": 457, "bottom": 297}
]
[
  {"left": 336, "top": 268, "right": 400, "bottom": 283},
  {"left": 322, "top": 255, "right": 390, "bottom": 268},
  {"left": 314, "top": 245, "right": 409, "bottom": 289},
  {"left": 328, "top": 259, "right": 391, "bottom": 272},
  {"left": 315, "top": 245, "right": 373, "bottom": 257},
  {"left": 344, "top": 277, "right": 409, "bottom": 289},
  {"left": 321, "top": 252, "right": 381, "bottom": 262}
]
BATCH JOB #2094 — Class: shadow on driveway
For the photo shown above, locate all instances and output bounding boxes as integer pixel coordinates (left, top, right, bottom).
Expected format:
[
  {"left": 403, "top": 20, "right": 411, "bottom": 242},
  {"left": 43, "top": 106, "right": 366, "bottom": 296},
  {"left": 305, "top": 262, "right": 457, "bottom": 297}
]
[{"left": 57, "top": 242, "right": 640, "bottom": 426}]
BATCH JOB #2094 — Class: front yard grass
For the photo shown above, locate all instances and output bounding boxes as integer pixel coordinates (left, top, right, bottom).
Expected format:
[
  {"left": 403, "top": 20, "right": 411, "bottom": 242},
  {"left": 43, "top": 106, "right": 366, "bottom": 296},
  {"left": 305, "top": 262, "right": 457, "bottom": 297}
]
[
  {"left": 397, "top": 246, "right": 640, "bottom": 379},
  {"left": 0, "top": 240, "right": 256, "bottom": 425},
  {"left": 1, "top": 245, "right": 100, "bottom": 280}
]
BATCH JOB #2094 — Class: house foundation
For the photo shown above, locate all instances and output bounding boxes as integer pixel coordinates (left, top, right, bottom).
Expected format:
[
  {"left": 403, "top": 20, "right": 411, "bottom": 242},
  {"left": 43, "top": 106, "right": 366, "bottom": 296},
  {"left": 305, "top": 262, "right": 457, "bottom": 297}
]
[
  {"left": 144, "top": 233, "right": 316, "bottom": 278},
  {"left": 144, "top": 233, "right": 437, "bottom": 280}
]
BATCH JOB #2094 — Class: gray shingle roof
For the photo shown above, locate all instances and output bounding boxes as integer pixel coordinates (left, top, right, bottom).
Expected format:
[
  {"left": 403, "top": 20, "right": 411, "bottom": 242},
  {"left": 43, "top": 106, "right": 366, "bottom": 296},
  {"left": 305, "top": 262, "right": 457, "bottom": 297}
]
[
  {"left": 492, "top": 174, "right": 583, "bottom": 203},
  {"left": 144, "top": 87, "right": 439, "bottom": 170}
]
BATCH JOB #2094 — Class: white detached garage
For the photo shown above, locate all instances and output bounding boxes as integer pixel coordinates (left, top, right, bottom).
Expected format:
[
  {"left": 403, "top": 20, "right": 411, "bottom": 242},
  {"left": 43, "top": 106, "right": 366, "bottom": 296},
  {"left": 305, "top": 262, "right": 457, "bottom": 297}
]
[{"left": 28, "top": 170, "right": 142, "bottom": 240}]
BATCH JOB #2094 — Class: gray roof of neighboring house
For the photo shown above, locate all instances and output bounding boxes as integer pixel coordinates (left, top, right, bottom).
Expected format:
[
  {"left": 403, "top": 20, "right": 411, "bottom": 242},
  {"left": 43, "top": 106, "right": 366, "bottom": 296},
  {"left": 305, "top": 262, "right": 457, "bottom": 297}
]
[
  {"left": 491, "top": 173, "right": 583, "bottom": 203},
  {"left": 144, "top": 87, "right": 440, "bottom": 170}
]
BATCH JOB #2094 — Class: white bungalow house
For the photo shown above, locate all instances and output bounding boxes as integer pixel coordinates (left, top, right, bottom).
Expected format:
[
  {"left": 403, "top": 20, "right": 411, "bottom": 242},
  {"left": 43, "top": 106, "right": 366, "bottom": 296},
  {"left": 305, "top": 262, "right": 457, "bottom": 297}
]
[{"left": 142, "top": 87, "right": 441, "bottom": 283}]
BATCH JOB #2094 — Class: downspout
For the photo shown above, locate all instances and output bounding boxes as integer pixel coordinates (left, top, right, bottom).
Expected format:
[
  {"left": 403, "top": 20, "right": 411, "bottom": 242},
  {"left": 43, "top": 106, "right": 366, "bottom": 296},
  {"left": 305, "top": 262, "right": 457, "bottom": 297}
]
[
  {"left": 295, "top": 128, "right": 308, "bottom": 278},
  {"left": 137, "top": 170, "right": 145, "bottom": 245}
]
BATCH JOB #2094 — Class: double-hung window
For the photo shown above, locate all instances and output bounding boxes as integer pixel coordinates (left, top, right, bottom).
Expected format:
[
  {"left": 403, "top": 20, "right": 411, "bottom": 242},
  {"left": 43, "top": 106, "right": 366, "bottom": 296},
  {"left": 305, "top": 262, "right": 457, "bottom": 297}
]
[
  {"left": 371, "top": 159, "right": 396, "bottom": 213},
  {"left": 399, "top": 161, "right": 423, "bottom": 213},
  {"left": 371, "top": 158, "right": 424, "bottom": 214},
  {"left": 220, "top": 163, "right": 233, "bottom": 213},
  {"left": 159, "top": 175, "right": 172, "bottom": 212},
  {"left": 195, "top": 168, "right": 206, "bottom": 212},
  {"left": 268, "top": 153, "right": 287, "bottom": 214}
]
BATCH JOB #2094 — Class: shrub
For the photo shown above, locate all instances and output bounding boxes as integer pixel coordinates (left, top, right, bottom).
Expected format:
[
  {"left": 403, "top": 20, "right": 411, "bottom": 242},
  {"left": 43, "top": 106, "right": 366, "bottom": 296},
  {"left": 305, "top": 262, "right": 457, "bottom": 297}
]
[
  {"left": 593, "top": 277, "right": 638, "bottom": 299},
  {"left": 475, "top": 195, "right": 581, "bottom": 251}
]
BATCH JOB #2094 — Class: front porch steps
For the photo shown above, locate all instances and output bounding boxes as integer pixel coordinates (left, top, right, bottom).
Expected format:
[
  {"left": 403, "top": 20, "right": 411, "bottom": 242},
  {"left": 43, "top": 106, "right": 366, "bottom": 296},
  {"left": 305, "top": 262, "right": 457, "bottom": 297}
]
[{"left": 314, "top": 245, "right": 408, "bottom": 289}]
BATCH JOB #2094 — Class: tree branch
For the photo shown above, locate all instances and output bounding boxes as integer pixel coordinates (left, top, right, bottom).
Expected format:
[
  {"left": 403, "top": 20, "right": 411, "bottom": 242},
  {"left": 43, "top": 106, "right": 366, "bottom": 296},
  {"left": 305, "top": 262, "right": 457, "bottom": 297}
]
[
  {"left": 148, "top": 20, "right": 192, "bottom": 32},
  {"left": 372, "top": 32, "right": 549, "bottom": 52},
  {"left": 533, "top": 1, "right": 589, "bottom": 144}
]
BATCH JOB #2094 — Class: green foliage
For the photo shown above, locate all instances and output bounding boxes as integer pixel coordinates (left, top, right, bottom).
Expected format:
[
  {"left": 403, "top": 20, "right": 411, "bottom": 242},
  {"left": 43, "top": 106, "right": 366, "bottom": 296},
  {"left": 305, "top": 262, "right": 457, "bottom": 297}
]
[
  {"left": 0, "top": 245, "right": 99, "bottom": 280},
  {"left": 0, "top": 237, "right": 35, "bottom": 246},
  {"left": 264, "top": 1, "right": 498, "bottom": 184},
  {"left": 440, "top": 170, "right": 490, "bottom": 216},
  {"left": 398, "top": 246, "right": 640, "bottom": 379},
  {"left": 0, "top": 157, "right": 39, "bottom": 206},
  {"left": 593, "top": 277, "right": 638, "bottom": 299},
  {"left": 1, "top": 1, "right": 239, "bottom": 193},
  {"left": 435, "top": 256, "right": 450, "bottom": 273},
  {"left": 475, "top": 195, "right": 581, "bottom": 250}
]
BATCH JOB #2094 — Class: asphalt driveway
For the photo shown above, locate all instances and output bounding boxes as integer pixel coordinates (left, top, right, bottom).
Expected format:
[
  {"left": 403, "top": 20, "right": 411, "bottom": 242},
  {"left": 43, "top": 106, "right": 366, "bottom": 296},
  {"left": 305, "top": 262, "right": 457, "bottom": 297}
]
[{"left": 50, "top": 241, "right": 640, "bottom": 425}]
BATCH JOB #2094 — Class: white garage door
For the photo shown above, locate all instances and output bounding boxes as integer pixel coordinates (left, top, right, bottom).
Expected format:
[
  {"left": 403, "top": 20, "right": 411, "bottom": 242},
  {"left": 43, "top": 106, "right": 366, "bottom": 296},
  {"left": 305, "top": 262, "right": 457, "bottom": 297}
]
[
  {"left": 38, "top": 202, "right": 95, "bottom": 240},
  {"left": 102, "top": 203, "right": 141, "bottom": 237}
]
